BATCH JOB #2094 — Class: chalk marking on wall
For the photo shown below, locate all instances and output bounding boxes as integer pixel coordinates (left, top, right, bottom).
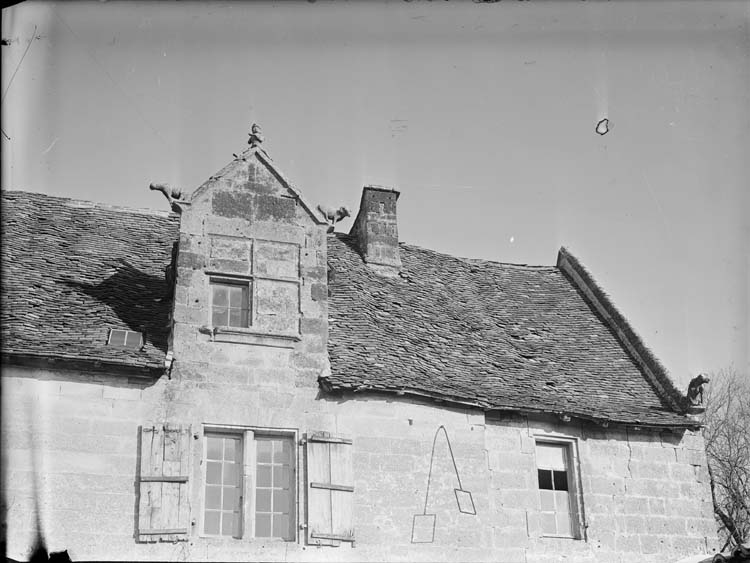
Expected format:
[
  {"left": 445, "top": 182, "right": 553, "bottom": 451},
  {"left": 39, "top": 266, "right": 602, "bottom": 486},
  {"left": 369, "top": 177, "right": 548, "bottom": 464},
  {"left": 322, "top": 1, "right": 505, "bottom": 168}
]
[{"left": 411, "top": 425, "right": 476, "bottom": 544}]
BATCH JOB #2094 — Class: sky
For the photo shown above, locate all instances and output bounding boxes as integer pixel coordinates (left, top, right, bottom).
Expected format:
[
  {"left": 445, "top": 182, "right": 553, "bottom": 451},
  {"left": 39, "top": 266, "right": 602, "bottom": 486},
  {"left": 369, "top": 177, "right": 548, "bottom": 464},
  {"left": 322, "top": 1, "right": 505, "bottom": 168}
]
[{"left": 2, "top": 1, "right": 748, "bottom": 389}]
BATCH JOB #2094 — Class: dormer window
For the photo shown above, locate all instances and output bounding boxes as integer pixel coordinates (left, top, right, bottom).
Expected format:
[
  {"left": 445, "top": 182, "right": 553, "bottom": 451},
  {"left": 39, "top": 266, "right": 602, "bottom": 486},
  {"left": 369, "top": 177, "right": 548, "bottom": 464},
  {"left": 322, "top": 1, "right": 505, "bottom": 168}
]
[
  {"left": 204, "top": 239, "right": 301, "bottom": 339},
  {"left": 211, "top": 279, "right": 250, "bottom": 328},
  {"left": 108, "top": 329, "right": 143, "bottom": 348}
]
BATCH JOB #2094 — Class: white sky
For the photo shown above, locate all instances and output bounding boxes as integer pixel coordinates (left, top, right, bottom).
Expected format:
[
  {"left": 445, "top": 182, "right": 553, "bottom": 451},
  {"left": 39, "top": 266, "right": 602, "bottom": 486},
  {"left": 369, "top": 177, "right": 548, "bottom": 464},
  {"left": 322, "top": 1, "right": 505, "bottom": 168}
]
[{"left": 2, "top": 1, "right": 749, "bottom": 388}]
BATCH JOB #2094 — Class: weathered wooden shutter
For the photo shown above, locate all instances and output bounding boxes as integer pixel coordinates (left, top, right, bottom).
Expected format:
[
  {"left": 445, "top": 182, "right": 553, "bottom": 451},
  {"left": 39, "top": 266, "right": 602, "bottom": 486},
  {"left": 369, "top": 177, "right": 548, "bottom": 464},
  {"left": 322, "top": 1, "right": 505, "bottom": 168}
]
[
  {"left": 305, "top": 432, "right": 354, "bottom": 545},
  {"left": 137, "top": 424, "right": 191, "bottom": 542}
]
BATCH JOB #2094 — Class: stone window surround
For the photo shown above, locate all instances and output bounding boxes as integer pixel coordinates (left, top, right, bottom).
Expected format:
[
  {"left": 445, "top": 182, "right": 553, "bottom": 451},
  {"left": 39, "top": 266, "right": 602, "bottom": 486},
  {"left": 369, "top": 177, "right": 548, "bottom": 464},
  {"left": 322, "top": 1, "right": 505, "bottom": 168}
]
[
  {"left": 203, "top": 270, "right": 302, "bottom": 346},
  {"left": 200, "top": 424, "right": 300, "bottom": 543},
  {"left": 533, "top": 434, "right": 586, "bottom": 541}
]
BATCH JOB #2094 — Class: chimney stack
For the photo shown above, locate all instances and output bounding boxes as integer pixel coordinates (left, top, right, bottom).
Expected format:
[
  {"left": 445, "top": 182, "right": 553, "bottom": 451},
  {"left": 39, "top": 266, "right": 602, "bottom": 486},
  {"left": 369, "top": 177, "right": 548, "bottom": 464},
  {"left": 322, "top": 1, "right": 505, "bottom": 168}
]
[{"left": 349, "top": 185, "right": 401, "bottom": 276}]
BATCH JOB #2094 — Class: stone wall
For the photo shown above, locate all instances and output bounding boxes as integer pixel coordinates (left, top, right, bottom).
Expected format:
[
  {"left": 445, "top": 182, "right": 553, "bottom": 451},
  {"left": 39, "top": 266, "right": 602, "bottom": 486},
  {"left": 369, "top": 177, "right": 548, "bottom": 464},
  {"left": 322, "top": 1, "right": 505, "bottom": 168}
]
[
  {"left": 2, "top": 368, "right": 716, "bottom": 562},
  {"left": 483, "top": 414, "right": 715, "bottom": 563}
]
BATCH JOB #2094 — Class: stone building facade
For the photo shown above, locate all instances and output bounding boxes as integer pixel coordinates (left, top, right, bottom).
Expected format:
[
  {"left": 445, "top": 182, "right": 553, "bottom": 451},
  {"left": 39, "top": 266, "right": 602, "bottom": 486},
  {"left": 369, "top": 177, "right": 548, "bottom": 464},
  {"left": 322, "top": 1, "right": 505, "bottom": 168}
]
[{"left": 2, "top": 140, "right": 715, "bottom": 562}]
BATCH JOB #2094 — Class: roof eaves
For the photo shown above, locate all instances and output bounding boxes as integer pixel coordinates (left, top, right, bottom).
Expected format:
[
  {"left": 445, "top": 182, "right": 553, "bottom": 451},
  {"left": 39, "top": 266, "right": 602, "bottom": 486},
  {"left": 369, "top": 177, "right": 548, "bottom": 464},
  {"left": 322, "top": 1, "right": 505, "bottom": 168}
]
[
  {"left": 556, "top": 247, "right": 687, "bottom": 413},
  {"left": 2, "top": 351, "right": 165, "bottom": 378},
  {"left": 319, "top": 376, "right": 697, "bottom": 430}
]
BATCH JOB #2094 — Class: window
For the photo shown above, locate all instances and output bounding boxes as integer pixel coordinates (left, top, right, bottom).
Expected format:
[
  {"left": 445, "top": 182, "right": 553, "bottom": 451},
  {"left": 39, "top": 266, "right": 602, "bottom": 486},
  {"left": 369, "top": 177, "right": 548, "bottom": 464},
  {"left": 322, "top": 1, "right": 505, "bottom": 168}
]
[
  {"left": 254, "top": 437, "right": 294, "bottom": 538},
  {"left": 204, "top": 434, "right": 243, "bottom": 537},
  {"left": 202, "top": 430, "right": 296, "bottom": 540},
  {"left": 210, "top": 280, "right": 250, "bottom": 328},
  {"left": 206, "top": 239, "right": 301, "bottom": 335},
  {"left": 108, "top": 328, "right": 143, "bottom": 348},
  {"left": 535, "top": 440, "right": 582, "bottom": 539},
  {"left": 206, "top": 235, "right": 302, "bottom": 338}
]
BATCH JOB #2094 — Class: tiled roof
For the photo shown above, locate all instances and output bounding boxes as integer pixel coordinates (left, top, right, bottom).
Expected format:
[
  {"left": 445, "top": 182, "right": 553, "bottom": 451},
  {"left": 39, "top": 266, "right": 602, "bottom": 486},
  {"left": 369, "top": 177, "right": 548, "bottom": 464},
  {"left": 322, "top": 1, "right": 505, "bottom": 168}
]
[
  {"left": 1, "top": 191, "right": 179, "bottom": 374},
  {"left": 324, "top": 234, "right": 693, "bottom": 427},
  {"left": 1, "top": 191, "right": 692, "bottom": 426}
]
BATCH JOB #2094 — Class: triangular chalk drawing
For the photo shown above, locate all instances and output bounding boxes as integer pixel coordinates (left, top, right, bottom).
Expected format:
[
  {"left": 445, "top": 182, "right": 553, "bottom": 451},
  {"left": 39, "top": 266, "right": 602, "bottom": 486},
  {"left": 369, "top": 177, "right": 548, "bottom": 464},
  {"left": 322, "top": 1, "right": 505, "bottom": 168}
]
[{"left": 411, "top": 425, "right": 476, "bottom": 544}]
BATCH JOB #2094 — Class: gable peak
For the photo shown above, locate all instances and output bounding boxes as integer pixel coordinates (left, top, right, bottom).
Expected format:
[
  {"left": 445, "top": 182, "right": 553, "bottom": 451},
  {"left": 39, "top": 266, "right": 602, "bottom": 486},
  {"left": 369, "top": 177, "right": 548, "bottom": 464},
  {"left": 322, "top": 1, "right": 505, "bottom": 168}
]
[{"left": 179, "top": 126, "right": 326, "bottom": 225}]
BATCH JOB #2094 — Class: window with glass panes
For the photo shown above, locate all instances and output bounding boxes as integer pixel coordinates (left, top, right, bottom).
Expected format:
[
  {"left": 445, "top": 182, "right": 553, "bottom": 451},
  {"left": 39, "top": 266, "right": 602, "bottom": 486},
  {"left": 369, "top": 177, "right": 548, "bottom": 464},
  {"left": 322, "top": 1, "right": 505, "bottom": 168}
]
[
  {"left": 254, "top": 437, "right": 295, "bottom": 539},
  {"left": 204, "top": 434, "right": 242, "bottom": 537},
  {"left": 211, "top": 281, "right": 250, "bottom": 328},
  {"left": 202, "top": 431, "right": 295, "bottom": 540},
  {"left": 535, "top": 441, "right": 579, "bottom": 538}
]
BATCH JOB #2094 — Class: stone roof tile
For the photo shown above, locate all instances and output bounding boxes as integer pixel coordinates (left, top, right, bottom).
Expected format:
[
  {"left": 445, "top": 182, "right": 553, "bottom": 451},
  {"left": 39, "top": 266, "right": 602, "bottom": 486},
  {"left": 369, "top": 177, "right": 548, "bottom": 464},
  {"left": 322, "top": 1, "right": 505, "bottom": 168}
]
[
  {"left": 2, "top": 191, "right": 693, "bottom": 426},
  {"left": 324, "top": 234, "right": 692, "bottom": 427},
  {"left": 1, "top": 191, "right": 178, "bottom": 373}
]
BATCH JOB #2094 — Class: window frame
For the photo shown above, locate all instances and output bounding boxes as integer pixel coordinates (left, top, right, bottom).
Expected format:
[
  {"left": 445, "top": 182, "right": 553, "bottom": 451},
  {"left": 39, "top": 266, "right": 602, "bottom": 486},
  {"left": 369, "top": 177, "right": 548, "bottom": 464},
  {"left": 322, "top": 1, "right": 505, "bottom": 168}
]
[
  {"left": 533, "top": 435, "right": 586, "bottom": 540},
  {"left": 200, "top": 425, "right": 299, "bottom": 543},
  {"left": 202, "top": 431, "right": 244, "bottom": 538},
  {"left": 107, "top": 328, "right": 143, "bottom": 348},
  {"left": 209, "top": 277, "right": 252, "bottom": 329}
]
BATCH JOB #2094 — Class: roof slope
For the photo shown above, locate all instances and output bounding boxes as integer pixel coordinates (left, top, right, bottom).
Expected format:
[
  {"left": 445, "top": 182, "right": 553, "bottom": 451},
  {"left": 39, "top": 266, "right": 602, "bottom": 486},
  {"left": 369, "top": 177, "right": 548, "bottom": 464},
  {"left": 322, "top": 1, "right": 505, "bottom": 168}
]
[
  {"left": 1, "top": 191, "right": 691, "bottom": 426},
  {"left": 1, "top": 191, "right": 179, "bottom": 373},
  {"left": 324, "top": 234, "right": 692, "bottom": 427}
]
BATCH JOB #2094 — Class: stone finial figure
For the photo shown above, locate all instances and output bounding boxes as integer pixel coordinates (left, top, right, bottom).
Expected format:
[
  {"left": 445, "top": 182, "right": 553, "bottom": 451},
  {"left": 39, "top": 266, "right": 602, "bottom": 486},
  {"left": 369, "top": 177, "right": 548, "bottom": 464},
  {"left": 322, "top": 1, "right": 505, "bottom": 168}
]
[
  {"left": 687, "top": 373, "right": 710, "bottom": 406},
  {"left": 248, "top": 123, "right": 264, "bottom": 147},
  {"left": 317, "top": 204, "right": 350, "bottom": 234}
]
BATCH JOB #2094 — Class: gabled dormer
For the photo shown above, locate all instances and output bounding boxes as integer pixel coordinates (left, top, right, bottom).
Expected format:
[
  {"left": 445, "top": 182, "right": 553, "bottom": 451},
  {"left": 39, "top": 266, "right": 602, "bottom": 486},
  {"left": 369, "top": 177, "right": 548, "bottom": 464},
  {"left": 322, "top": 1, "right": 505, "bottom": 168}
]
[{"left": 165, "top": 128, "right": 329, "bottom": 361}]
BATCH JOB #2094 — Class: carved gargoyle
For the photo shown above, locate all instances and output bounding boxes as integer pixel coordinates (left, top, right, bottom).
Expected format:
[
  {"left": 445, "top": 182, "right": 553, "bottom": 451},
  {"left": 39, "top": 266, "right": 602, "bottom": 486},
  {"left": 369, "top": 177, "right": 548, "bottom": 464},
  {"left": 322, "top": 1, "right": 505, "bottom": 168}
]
[
  {"left": 317, "top": 204, "right": 350, "bottom": 234},
  {"left": 149, "top": 182, "right": 186, "bottom": 213},
  {"left": 687, "top": 373, "right": 710, "bottom": 407}
]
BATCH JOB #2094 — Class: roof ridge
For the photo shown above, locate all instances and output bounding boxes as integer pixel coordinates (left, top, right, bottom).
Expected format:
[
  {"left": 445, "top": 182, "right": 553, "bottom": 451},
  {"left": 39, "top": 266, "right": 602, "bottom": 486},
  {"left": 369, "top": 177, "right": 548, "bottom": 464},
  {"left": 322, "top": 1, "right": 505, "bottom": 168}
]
[
  {"left": 458, "top": 257, "right": 557, "bottom": 270},
  {"left": 2, "top": 189, "right": 176, "bottom": 219},
  {"left": 334, "top": 234, "right": 557, "bottom": 270}
]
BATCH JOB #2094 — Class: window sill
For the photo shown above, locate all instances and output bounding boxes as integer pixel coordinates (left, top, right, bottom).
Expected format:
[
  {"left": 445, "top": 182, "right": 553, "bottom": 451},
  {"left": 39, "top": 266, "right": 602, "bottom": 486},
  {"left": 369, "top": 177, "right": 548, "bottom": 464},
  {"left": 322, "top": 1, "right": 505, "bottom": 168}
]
[
  {"left": 198, "top": 325, "right": 301, "bottom": 348},
  {"left": 540, "top": 534, "right": 581, "bottom": 540},
  {"left": 199, "top": 535, "right": 295, "bottom": 542}
]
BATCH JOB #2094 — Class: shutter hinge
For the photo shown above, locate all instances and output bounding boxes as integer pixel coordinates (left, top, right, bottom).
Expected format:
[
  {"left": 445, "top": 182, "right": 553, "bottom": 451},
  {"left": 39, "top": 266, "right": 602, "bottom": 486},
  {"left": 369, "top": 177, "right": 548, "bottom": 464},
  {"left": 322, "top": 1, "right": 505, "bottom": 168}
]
[
  {"left": 310, "top": 482, "right": 354, "bottom": 492},
  {"left": 298, "top": 438, "right": 307, "bottom": 446}
]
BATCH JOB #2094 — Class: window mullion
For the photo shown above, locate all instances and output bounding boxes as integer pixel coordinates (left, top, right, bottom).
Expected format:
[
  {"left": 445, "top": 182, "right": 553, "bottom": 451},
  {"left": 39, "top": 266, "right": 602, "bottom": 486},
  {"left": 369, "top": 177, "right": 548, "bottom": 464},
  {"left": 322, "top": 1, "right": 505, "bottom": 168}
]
[{"left": 243, "top": 430, "right": 256, "bottom": 539}]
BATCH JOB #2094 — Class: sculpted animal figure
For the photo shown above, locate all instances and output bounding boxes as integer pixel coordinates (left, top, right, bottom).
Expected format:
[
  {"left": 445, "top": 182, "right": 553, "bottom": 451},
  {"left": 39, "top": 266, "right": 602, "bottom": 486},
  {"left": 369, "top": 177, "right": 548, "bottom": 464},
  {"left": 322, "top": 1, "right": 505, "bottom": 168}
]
[
  {"left": 687, "top": 373, "right": 710, "bottom": 406},
  {"left": 149, "top": 182, "right": 187, "bottom": 213},
  {"left": 149, "top": 182, "right": 183, "bottom": 204},
  {"left": 317, "top": 204, "right": 350, "bottom": 233}
]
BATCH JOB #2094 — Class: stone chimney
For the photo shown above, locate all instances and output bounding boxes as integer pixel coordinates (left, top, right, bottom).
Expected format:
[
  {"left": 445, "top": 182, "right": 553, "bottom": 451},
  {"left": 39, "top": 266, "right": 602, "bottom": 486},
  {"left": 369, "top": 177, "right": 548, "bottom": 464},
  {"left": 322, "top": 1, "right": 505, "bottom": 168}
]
[{"left": 349, "top": 185, "right": 401, "bottom": 275}]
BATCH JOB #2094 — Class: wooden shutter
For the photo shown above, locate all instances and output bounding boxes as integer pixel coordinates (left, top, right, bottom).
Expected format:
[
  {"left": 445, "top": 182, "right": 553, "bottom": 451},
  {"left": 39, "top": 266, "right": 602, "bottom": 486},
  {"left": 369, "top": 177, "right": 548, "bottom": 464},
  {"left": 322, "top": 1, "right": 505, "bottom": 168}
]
[
  {"left": 305, "top": 432, "right": 354, "bottom": 545},
  {"left": 137, "top": 424, "right": 191, "bottom": 542}
]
